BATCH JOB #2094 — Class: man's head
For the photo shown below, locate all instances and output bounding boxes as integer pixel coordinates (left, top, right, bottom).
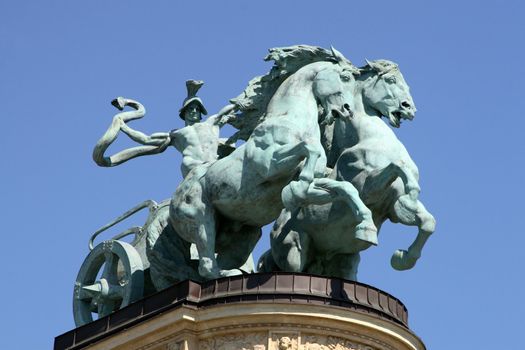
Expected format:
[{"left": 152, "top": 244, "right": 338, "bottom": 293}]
[
  {"left": 179, "top": 80, "right": 207, "bottom": 126},
  {"left": 181, "top": 100, "right": 204, "bottom": 126}
]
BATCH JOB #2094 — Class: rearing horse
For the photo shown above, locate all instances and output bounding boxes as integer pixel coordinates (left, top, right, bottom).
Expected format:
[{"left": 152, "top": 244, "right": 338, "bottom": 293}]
[
  {"left": 260, "top": 59, "right": 436, "bottom": 280},
  {"left": 169, "top": 49, "right": 377, "bottom": 279}
]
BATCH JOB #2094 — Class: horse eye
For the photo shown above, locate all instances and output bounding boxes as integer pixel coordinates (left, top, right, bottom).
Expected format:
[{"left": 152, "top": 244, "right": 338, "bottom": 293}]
[
  {"left": 340, "top": 71, "right": 352, "bottom": 82},
  {"left": 384, "top": 76, "right": 396, "bottom": 84}
]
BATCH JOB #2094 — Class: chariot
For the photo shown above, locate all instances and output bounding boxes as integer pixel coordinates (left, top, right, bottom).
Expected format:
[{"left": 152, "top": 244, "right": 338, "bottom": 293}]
[{"left": 73, "top": 199, "right": 171, "bottom": 326}]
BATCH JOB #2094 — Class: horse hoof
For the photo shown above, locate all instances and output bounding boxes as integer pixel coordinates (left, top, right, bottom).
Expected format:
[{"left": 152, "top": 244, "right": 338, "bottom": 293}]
[
  {"left": 219, "top": 269, "right": 243, "bottom": 277},
  {"left": 355, "top": 223, "right": 378, "bottom": 245},
  {"left": 198, "top": 257, "right": 220, "bottom": 279},
  {"left": 390, "top": 249, "right": 418, "bottom": 271},
  {"left": 281, "top": 181, "right": 306, "bottom": 211},
  {"left": 281, "top": 185, "right": 297, "bottom": 210}
]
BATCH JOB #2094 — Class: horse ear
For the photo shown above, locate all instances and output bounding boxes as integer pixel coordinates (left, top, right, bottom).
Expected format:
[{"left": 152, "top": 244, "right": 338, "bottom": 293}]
[
  {"left": 365, "top": 59, "right": 388, "bottom": 76},
  {"left": 365, "top": 59, "right": 377, "bottom": 70},
  {"left": 330, "top": 46, "right": 349, "bottom": 64}
]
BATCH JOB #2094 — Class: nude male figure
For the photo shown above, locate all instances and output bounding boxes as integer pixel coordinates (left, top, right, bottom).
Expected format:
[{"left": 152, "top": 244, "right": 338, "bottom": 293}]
[{"left": 96, "top": 80, "right": 234, "bottom": 176}]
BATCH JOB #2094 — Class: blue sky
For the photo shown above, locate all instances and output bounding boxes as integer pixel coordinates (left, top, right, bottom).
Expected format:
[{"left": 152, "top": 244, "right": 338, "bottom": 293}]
[{"left": 1, "top": 1, "right": 524, "bottom": 348}]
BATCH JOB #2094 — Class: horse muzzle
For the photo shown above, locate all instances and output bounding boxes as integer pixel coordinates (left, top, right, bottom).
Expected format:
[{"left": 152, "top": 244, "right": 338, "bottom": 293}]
[{"left": 331, "top": 103, "right": 354, "bottom": 120}]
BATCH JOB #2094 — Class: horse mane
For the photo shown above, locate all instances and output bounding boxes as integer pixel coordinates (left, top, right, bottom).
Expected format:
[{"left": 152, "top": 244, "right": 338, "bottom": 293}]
[
  {"left": 226, "top": 45, "right": 339, "bottom": 143},
  {"left": 360, "top": 59, "right": 399, "bottom": 75}
]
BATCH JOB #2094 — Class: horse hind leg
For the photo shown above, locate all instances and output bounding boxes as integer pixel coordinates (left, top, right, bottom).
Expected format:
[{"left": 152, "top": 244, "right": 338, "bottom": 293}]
[
  {"left": 321, "top": 253, "right": 361, "bottom": 281},
  {"left": 270, "top": 209, "right": 312, "bottom": 273},
  {"left": 390, "top": 196, "right": 436, "bottom": 271},
  {"left": 216, "top": 221, "right": 261, "bottom": 273},
  {"left": 257, "top": 249, "right": 281, "bottom": 272}
]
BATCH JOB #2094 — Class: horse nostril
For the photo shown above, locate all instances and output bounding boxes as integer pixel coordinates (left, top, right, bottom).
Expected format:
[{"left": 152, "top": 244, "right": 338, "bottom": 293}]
[{"left": 401, "top": 101, "right": 411, "bottom": 109}]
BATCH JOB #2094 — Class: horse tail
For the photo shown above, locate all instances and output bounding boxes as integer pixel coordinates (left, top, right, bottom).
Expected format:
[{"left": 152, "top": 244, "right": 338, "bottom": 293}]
[{"left": 92, "top": 97, "right": 146, "bottom": 167}]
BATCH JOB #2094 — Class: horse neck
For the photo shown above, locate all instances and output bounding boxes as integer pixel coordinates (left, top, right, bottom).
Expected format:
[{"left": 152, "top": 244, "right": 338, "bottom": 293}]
[
  {"left": 332, "top": 81, "right": 371, "bottom": 142},
  {"left": 331, "top": 78, "right": 386, "bottom": 151},
  {"left": 279, "top": 61, "right": 332, "bottom": 96},
  {"left": 267, "top": 62, "right": 333, "bottom": 127}
]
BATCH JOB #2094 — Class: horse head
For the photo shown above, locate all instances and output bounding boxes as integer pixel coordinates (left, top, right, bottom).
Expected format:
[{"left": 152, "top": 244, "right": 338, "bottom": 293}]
[
  {"left": 314, "top": 47, "right": 359, "bottom": 125},
  {"left": 360, "top": 60, "right": 416, "bottom": 128}
]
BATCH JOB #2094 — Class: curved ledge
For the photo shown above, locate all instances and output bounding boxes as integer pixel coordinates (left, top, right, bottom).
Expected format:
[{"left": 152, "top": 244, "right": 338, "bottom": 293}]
[{"left": 55, "top": 273, "right": 410, "bottom": 350}]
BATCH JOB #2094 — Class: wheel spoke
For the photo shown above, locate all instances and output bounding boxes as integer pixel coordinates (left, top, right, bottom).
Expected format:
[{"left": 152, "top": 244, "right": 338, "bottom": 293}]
[
  {"left": 101, "top": 251, "right": 118, "bottom": 284},
  {"left": 97, "top": 299, "right": 116, "bottom": 318}
]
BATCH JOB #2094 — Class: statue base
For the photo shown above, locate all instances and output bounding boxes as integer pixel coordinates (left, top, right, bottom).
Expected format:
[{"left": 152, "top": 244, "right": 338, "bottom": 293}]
[{"left": 55, "top": 273, "right": 425, "bottom": 350}]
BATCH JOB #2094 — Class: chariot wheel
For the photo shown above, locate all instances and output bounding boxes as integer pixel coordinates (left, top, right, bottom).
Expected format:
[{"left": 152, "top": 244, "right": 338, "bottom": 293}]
[{"left": 73, "top": 240, "right": 144, "bottom": 327}]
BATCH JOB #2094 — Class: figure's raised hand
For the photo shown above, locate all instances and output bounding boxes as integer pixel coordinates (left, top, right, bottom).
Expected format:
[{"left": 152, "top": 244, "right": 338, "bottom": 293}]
[
  {"left": 211, "top": 104, "right": 237, "bottom": 126},
  {"left": 111, "top": 97, "right": 127, "bottom": 111},
  {"left": 215, "top": 113, "right": 234, "bottom": 127}
]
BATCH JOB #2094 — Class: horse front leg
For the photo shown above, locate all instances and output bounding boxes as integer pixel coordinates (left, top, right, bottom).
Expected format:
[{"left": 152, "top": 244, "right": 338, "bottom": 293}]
[
  {"left": 262, "top": 140, "right": 325, "bottom": 179},
  {"left": 361, "top": 162, "right": 420, "bottom": 205},
  {"left": 170, "top": 207, "right": 221, "bottom": 280},
  {"left": 169, "top": 176, "right": 222, "bottom": 280},
  {"left": 281, "top": 142, "right": 327, "bottom": 210},
  {"left": 297, "top": 178, "right": 378, "bottom": 245},
  {"left": 194, "top": 219, "right": 221, "bottom": 279},
  {"left": 390, "top": 198, "right": 436, "bottom": 271}
]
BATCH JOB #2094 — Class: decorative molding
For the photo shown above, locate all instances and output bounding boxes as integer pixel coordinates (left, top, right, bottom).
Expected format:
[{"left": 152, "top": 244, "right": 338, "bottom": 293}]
[
  {"left": 199, "top": 332, "right": 267, "bottom": 350},
  {"left": 302, "top": 334, "right": 376, "bottom": 350},
  {"left": 200, "top": 323, "right": 393, "bottom": 350},
  {"left": 269, "top": 331, "right": 300, "bottom": 350},
  {"left": 166, "top": 340, "right": 184, "bottom": 350},
  {"left": 137, "top": 322, "right": 395, "bottom": 350},
  {"left": 136, "top": 330, "right": 198, "bottom": 350}
]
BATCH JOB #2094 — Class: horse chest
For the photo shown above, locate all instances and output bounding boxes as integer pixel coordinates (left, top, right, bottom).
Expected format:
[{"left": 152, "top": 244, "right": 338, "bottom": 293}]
[{"left": 342, "top": 138, "right": 404, "bottom": 170}]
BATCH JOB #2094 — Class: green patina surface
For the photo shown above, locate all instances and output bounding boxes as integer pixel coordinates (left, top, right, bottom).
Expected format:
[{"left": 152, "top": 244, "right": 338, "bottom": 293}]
[{"left": 74, "top": 45, "right": 435, "bottom": 326}]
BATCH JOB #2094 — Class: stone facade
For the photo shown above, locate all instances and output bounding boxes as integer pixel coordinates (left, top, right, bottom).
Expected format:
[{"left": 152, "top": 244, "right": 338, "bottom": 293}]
[
  {"left": 74, "top": 303, "right": 424, "bottom": 350},
  {"left": 55, "top": 274, "right": 425, "bottom": 350}
]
